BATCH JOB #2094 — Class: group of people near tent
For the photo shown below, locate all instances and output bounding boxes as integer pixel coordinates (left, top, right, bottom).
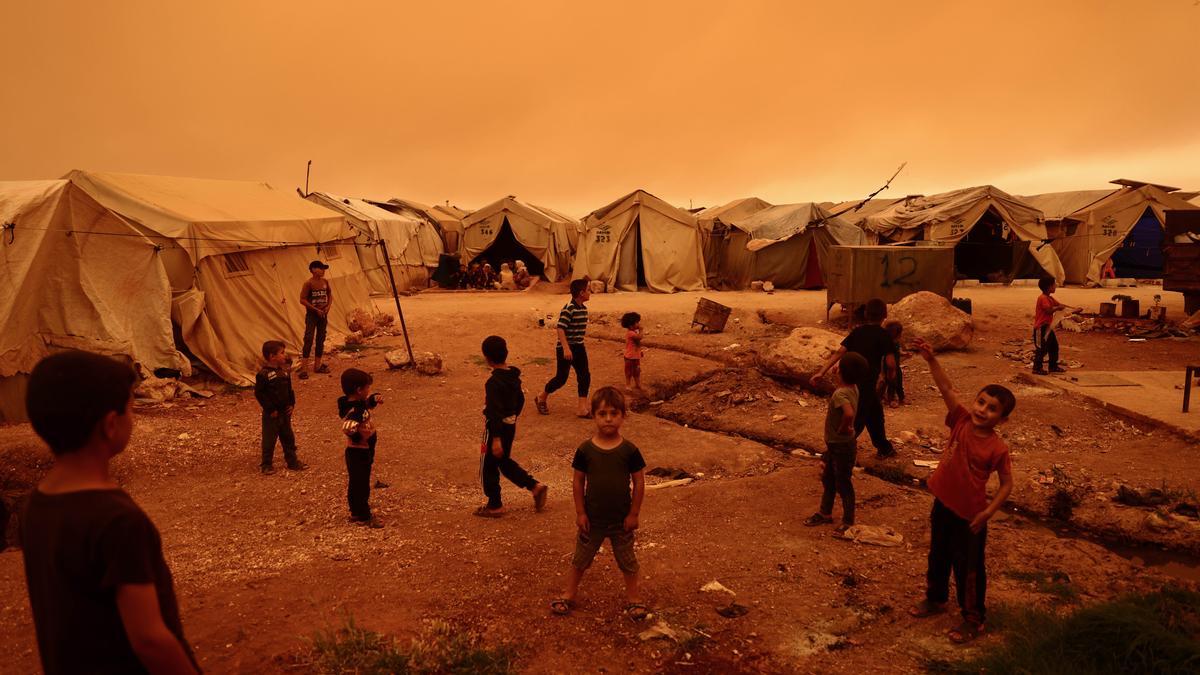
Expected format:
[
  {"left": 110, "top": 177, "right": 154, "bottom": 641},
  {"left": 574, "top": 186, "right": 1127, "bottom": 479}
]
[{"left": 2, "top": 171, "right": 1196, "bottom": 420}]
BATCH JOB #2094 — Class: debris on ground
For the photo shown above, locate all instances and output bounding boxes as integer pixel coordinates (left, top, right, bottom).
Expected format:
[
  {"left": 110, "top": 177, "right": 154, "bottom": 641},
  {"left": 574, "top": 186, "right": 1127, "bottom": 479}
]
[
  {"left": 838, "top": 524, "right": 904, "bottom": 547},
  {"left": 638, "top": 620, "right": 686, "bottom": 643},
  {"left": 912, "top": 459, "right": 939, "bottom": 469},
  {"left": 716, "top": 602, "right": 749, "bottom": 618},
  {"left": 1116, "top": 484, "right": 1170, "bottom": 508},
  {"left": 700, "top": 580, "right": 735, "bottom": 595},
  {"left": 647, "top": 467, "right": 694, "bottom": 480},
  {"left": 646, "top": 478, "right": 694, "bottom": 491}
]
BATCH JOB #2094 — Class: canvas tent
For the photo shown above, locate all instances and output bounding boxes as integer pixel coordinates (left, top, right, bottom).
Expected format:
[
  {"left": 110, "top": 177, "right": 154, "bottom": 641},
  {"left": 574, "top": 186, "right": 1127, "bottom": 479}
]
[
  {"left": 0, "top": 180, "right": 189, "bottom": 422},
  {"left": 460, "top": 196, "right": 579, "bottom": 281},
  {"left": 715, "top": 202, "right": 867, "bottom": 289},
  {"left": 861, "top": 185, "right": 1064, "bottom": 283},
  {"left": 1027, "top": 183, "right": 1200, "bottom": 284},
  {"left": 697, "top": 197, "right": 772, "bottom": 286},
  {"left": 386, "top": 198, "right": 467, "bottom": 257},
  {"left": 62, "top": 171, "right": 373, "bottom": 387},
  {"left": 306, "top": 192, "right": 443, "bottom": 293},
  {"left": 574, "top": 190, "right": 705, "bottom": 293}
]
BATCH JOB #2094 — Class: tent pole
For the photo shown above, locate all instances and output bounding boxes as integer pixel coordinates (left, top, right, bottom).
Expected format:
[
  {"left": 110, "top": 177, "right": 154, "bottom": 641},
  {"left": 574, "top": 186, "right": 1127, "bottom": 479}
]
[{"left": 378, "top": 238, "right": 415, "bottom": 366}]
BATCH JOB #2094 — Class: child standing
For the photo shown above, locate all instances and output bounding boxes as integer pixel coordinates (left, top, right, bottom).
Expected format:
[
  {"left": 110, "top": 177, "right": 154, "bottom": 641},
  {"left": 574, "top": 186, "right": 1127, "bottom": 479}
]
[
  {"left": 475, "top": 336, "right": 549, "bottom": 518},
  {"left": 804, "top": 352, "right": 868, "bottom": 534},
  {"left": 1032, "top": 278, "right": 1079, "bottom": 375},
  {"left": 621, "top": 312, "right": 644, "bottom": 393},
  {"left": 535, "top": 278, "right": 592, "bottom": 418},
  {"left": 909, "top": 338, "right": 1015, "bottom": 644},
  {"left": 255, "top": 340, "right": 307, "bottom": 475},
  {"left": 299, "top": 260, "right": 333, "bottom": 379},
  {"left": 811, "top": 298, "right": 897, "bottom": 458},
  {"left": 881, "top": 320, "right": 906, "bottom": 407},
  {"left": 551, "top": 387, "right": 648, "bottom": 622},
  {"left": 19, "top": 351, "right": 199, "bottom": 674},
  {"left": 338, "top": 368, "right": 384, "bottom": 528}
]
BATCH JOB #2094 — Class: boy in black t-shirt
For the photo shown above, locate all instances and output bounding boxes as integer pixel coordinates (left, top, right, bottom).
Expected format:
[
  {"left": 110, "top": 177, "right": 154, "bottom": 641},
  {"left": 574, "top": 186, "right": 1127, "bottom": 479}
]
[
  {"left": 339, "top": 368, "right": 384, "bottom": 528},
  {"left": 550, "top": 387, "right": 648, "bottom": 622},
  {"left": 19, "top": 351, "right": 199, "bottom": 674},
  {"left": 254, "top": 340, "right": 307, "bottom": 475},
  {"left": 474, "top": 336, "right": 549, "bottom": 518},
  {"left": 812, "top": 298, "right": 897, "bottom": 458}
]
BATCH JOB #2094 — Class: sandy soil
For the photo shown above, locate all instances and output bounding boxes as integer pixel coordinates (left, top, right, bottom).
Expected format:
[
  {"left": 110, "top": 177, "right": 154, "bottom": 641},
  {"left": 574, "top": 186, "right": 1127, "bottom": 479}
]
[{"left": 0, "top": 285, "right": 1196, "bottom": 673}]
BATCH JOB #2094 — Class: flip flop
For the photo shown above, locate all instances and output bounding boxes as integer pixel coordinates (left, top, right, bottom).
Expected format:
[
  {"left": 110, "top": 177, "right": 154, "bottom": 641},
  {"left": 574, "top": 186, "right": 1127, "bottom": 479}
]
[
  {"left": 909, "top": 600, "right": 947, "bottom": 618},
  {"left": 533, "top": 484, "right": 549, "bottom": 512},
  {"left": 948, "top": 621, "right": 985, "bottom": 644},
  {"left": 472, "top": 506, "right": 505, "bottom": 519},
  {"left": 550, "top": 598, "right": 575, "bottom": 616},
  {"left": 535, "top": 395, "right": 549, "bottom": 415},
  {"left": 625, "top": 603, "right": 650, "bottom": 622}
]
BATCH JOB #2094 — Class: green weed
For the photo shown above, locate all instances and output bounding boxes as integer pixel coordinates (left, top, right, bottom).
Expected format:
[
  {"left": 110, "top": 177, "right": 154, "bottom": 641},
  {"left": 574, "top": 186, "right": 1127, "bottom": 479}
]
[
  {"left": 309, "top": 617, "right": 515, "bottom": 674},
  {"left": 1005, "top": 569, "right": 1079, "bottom": 603}
]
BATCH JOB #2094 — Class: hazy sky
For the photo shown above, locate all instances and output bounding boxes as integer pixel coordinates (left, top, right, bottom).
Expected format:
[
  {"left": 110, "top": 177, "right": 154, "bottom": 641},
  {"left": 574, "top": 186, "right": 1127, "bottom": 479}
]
[{"left": 3, "top": 1, "right": 1198, "bottom": 215}]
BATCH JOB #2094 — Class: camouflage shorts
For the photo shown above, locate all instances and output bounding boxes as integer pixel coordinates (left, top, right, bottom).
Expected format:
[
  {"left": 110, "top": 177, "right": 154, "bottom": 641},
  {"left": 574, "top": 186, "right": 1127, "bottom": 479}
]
[{"left": 572, "top": 527, "right": 638, "bottom": 574}]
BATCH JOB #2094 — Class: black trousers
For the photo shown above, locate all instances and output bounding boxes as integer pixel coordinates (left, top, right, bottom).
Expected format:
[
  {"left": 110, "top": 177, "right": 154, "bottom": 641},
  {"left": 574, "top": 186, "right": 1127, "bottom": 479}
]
[
  {"left": 345, "top": 443, "right": 375, "bottom": 520},
  {"left": 926, "top": 499, "right": 988, "bottom": 624},
  {"left": 261, "top": 411, "right": 298, "bottom": 467},
  {"left": 854, "top": 388, "right": 895, "bottom": 455},
  {"left": 481, "top": 424, "right": 538, "bottom": 509},
  {"left": 819, "top": 441, "right": 856, "bottom": 525},
  {"left": 883, "top": 358, "right": 905, "bottom": 402},
  {"left": 545, "top": 343, "right": 590, "bottom": 398},
  {"left": 303, "top": 310, "right": 328, "bottom": 358},
  {"left": 1033, "top": 325, "right": 1058, "bottom": 370}
]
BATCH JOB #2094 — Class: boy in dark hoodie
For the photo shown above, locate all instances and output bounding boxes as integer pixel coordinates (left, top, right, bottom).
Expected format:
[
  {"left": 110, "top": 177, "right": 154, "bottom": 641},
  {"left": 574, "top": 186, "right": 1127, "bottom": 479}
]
[
  {"left": 338, "top": 368, "right": 383, "bottom": 528},
  {"left": 475, "top": 335, "right": 549, "bottom": 518},
  {"left": 255, "top": 340, "right": 307, "bottom": 475}
]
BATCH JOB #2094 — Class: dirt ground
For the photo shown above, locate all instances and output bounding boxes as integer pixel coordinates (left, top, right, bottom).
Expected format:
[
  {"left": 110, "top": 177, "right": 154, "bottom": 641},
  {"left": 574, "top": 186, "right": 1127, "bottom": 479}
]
[{"left": 1, "top": 286, "right": 1197, "bottom": 673}]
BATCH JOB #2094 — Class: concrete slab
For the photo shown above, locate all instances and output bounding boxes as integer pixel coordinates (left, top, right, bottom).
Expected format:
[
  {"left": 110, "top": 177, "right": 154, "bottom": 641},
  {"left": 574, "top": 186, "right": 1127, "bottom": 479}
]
[{"left": 1035, "top": 370, "right": 1200, "bottom": 439}]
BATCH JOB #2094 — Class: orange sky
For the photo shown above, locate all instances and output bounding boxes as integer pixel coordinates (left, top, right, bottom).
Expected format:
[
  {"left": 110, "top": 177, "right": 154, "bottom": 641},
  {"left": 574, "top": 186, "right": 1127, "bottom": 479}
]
[{"left": 2, "top": 1, "right": 1198, "bottom": 215}]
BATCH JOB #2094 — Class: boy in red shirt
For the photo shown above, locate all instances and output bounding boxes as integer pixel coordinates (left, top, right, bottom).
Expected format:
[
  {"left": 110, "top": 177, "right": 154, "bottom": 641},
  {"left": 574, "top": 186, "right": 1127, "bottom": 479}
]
[
  {"left": 909, "top": 338, "right": 1015, "bottom": 644},
  {"left": 1032, "top": 277, "right": 1079, "bottom": 375}
]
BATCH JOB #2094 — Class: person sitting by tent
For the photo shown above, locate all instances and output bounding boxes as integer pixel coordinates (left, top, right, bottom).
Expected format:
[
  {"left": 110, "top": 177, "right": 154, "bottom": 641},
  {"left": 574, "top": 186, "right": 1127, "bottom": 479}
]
[
  {"left": 467, "top": 263, "right": 484, "bottom": 289},
  {"left": 499, "top": 263, "right": 517, "bottom": 290},
  {"left": 482, "top": 263, "right": 500, "bottom": 289},
  {"left": 514, "top": 260, "right": 534, "bottom": 290}
]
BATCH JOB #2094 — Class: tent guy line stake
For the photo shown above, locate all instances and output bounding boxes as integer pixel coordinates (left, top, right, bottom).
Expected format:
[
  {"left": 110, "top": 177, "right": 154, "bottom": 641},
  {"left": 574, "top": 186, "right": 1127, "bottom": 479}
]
[{"left": 378, "top": 238, "right": 416, "bottom": 367}]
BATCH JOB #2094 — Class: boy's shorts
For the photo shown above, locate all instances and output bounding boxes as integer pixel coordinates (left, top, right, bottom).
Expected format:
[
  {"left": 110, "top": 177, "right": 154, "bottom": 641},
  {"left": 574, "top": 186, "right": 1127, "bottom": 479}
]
[
  {"left": 572, "top": 527, "right": 638, "bottom": 574},
  {"left": 624, "top": 358, "right": 641, "bottom": 380}
]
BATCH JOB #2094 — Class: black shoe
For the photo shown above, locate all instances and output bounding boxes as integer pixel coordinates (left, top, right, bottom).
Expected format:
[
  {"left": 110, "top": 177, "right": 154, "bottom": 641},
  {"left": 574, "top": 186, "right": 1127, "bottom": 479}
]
[
  {"left": 261, "top": 465, "right": 276, "bottom": 475},
  {"left": 1032, "top": 368, "right": 1047, "bottom": 375},
  {"left": 286, "top": 461, "right": 309, "bottom": 471},
  {"left": 1049, "top": 366, "right": 1067, "bottom": 373},
  {"left": 875, "top": 450, "right": 897, "bottom": 460}
]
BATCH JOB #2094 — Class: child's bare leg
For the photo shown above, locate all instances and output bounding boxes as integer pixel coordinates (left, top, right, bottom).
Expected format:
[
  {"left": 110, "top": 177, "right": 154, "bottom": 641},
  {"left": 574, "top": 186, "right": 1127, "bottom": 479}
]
[
  {"left": 623, "top": 570, "right": 641, "bottom": 604},
  {"left": 577, "top": 396, "right": 590, "bottom": 416},
  {"left": 633, "top": 374, "right": 642, "bottom": 391},
  {"left": 565, "top": 566, "right": 585, "bottom": 602}
]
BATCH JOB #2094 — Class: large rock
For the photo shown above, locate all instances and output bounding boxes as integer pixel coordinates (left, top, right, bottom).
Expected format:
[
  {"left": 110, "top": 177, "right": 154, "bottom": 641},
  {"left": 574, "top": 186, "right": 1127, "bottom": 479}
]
[
  {"left": 890, "top": 292, "right": 973, "bottom": 351},
  {"left": 384, "top": 349, "right": 444, "bottom": 375},
  {"left": 757, "top": 327, "right": 844, "bottom": 392}
]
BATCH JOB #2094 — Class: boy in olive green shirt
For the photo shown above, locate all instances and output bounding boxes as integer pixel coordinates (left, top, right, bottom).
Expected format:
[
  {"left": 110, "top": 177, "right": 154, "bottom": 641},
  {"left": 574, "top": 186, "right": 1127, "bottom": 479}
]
[{"left": 805, "top": 352, "right": 869, "bottom": 533}]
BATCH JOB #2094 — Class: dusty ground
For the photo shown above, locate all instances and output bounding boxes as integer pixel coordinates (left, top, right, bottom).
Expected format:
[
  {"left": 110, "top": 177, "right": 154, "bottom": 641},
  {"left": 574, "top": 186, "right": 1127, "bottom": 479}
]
[{"left": 1, "top": 286, "right": 1197, "bottom": 673}]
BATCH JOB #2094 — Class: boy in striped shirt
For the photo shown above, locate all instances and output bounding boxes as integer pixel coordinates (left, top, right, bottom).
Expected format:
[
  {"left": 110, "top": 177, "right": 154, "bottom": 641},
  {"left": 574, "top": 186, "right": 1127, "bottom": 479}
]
[{"left": 536, "top": 279, "right": 592, "bottom": 418}]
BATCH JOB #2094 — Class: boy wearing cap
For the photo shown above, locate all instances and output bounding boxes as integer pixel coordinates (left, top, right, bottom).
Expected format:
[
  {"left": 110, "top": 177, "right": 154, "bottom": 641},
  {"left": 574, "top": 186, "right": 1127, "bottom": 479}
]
[{"left": 299, "top": 260, "right": 333, "bottom": 379}]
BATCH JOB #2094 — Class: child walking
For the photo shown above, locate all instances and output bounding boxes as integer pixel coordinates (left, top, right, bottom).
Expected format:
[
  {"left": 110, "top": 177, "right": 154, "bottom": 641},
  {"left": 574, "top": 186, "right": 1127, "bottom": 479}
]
[
  {"left": 299, "top": 260, "right": 333, "bottom": 379},
  {"left": 339, "top": 368, "right": 384, "bottom": 528},
  {"left": 1032, "top": 277, "right": 1079, "bottom": 375},
  {"left": 804, "top": 352, "right": 868, "bottom": 534},
  {"left": 475, "top": 336, "right": 549, "bottom": 518},
  {"left": 881, "top": 320, "right": 906, "bottom": 407},
  {"left": 535, "top": 278, "right": 592, "bottom": 418},
  {"left": 909, "top": 338, "right": 1015, "bottom": 644},
  {"left": 20, "top": 351, "right": 199, "bottom": 674},
  {"left": 551, "top": 386, "right": 648, "bottom": 622},
  {"left": 811, "top": 298, "right": 897, "bottom": 458},
  {"left": 255, "top": 340, "right": 307, "bottom": 475},
  {"left": 621, "top": 312, "right": 644, "bottom": 393}
]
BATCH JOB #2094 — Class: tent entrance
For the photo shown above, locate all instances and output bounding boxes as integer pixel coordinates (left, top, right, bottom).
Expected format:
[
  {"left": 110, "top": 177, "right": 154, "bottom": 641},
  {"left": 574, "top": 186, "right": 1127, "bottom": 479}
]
[
  {"left": 470, "top": 217, "right": 545, "bottom": 278},
  {"left": 802, "top": 238, "right": 824, "bottom": 289},
  {"left": 616, "top": 217, "right": 648, "bottom": 290},
  {"left": 954, "top": 209, "right": 1014, "bottom": 281},
  {"left": 1110, "top": 207, "right": 1163, "bottom": 278}
]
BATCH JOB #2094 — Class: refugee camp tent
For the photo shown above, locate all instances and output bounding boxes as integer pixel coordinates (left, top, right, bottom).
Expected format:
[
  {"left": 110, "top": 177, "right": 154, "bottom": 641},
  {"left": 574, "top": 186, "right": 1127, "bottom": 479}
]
[
  {"left": 862, "top": 185, "right": 1063, "bottom": 283},
  {"left": 574, "top": 190, "right": 705, "bottom": 293},
  {"left": 306, "top": 192, "right": 443, "bottom": 294},
  {"left": 460, "top": 195, "right": 579, "bottom": 281},
  {"left": 0, "top": 180, "right": 188, "bottom": 422},
  {"left": 715, "top": 202, "right": 867, "bottom": 289},
  {"left": 1028, "top": 182, "right": 1200, "bottom": 284},
  {"left": 696, "top": 197, "right": 772, "bottom": 286},
  {"left": 66, "top": 171, "right": 373, "bottom": 387},
  {"left": 386, "top": 198, "right": 467, "bottom": 257}
]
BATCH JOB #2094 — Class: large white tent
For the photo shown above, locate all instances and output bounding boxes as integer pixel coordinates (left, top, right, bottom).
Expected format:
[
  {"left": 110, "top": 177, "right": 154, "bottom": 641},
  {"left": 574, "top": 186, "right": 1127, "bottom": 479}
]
[
  {"left": 461, "top": 195, "right": 579, "bottom": 281},
  {"left": 715, "top": 202, "right": 867, "bottom": 289},
  {"left": 573, "top": 190, "right": 705, "bottom": 293},
  {"left": 696, "top": 197, "right": 772, "bottom": 286}
]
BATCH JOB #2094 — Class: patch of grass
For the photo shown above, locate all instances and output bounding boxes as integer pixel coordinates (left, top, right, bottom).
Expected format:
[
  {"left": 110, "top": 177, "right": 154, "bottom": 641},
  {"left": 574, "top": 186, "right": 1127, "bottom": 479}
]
[
  {"left": 310, "top": 618, "right": 515, "bottom": 674},
  {"left": 1005, "top": 569, "right": 1079, "bottom": 603},
  {"left": 523, "top": 357, "right": 552, "bottom": 367},
  {"left": 865, "top": 462, "right": 912, "bottom": 486},
  {"left": 927, "top": 587, "right": 1200, "bottom": 674},
  {"left": 468, "top": 355, "right": 488, "bottom": 367}
]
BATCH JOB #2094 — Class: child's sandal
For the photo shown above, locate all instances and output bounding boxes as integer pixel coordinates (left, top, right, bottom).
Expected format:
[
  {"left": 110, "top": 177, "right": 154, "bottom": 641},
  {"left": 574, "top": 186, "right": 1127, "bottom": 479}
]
[
  {"left": 625, "top": 603, "right": 650, "bottom": 622},
  {"left": 550, "top": 599, "right": 574, "bottom": 616},
  {"left": 948, "top": 621, "right": 985, "bottom": 644},
  {"left": 535, "top": 396, "right": 549, "bottom": 415},
  {"left": 803, "top": 513, "right": 833, "bottom": 527}
]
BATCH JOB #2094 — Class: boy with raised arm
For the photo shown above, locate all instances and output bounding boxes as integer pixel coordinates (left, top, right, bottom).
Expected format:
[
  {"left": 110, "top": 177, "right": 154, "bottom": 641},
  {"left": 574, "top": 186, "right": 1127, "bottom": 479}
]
[{"left": 908, "top": 338, "right": 1015, "bottom": 644}]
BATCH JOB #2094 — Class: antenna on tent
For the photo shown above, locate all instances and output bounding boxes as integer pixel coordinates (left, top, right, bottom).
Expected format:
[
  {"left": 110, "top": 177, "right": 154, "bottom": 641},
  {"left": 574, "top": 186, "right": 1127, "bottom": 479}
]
[{"left": 303, "top": 160, "right": 313, "bottom": 197}]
